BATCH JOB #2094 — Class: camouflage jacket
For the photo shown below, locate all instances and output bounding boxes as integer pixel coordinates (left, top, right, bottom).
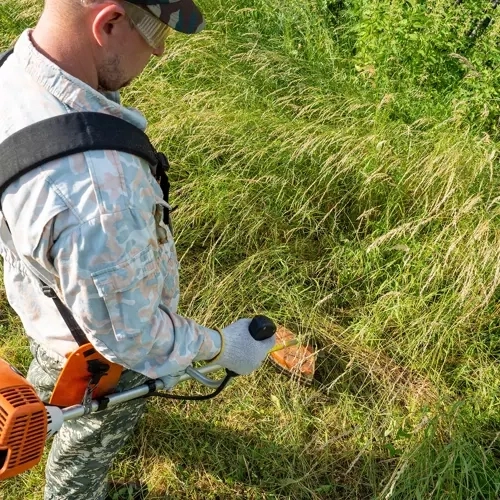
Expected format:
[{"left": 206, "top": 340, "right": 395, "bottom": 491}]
[{"left": 0, "top": 30, "right": 221, "bottom": 379}]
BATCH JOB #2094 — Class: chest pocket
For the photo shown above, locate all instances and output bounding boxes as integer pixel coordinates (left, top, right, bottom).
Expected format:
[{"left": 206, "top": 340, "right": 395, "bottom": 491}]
[{"left": 92, "top": 245, "right": 162, "bottom": 346}]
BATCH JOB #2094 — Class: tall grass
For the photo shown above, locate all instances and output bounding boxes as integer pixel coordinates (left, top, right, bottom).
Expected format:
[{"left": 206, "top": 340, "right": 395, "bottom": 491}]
[{"left": 1, "top": 0, "right": 500, "bottom": 498}]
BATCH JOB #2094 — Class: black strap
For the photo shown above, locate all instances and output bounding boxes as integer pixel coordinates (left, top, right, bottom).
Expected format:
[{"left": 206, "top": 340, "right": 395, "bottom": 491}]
[
  {"left": 0, "top": 51, "right": 169, "bottom": 202},
  {"left": 40, "top": 284, "right": 89, "bottom": 346},
  {"left": 0, "top": 112, "right": 166, "bottom": 207},
  {"left": 0, "top": 49, "right": 13, "bottom": 68},
  {"left": 0, "top": 49, "right": 172, "bottom": 346},
  {"left": 0, "top": 112, "right": 172, "bottom": 346},
  {"left": 156, "top": 152, "right": 171, "bottom": 225}
]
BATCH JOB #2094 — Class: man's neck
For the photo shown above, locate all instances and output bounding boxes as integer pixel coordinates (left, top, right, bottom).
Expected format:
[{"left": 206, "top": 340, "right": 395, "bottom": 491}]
[{"left": 31, "top": 16, "right": 98, "bottom": 89}]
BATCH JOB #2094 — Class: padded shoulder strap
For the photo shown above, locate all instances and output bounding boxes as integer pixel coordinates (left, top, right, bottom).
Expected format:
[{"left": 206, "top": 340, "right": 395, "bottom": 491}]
[
  {"left": 0, "top": 112, "right": 161, "bottom": 205},
  {"left": 0, "top": 49, "right": 13, "bottom": 68},
  {"left": 0, "top": 110, "right": 169, "bottom": 351}
]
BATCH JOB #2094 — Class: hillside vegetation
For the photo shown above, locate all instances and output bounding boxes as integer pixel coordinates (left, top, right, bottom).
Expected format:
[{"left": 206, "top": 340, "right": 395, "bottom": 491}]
[{"left": 1, "top": 0, "right": 500, "bottom": 498}]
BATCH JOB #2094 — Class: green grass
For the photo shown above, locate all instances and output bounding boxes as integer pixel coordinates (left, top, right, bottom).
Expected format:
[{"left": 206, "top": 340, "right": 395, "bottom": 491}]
[{"left": 1, "top": 0, "right": 500, "bottom": 498}]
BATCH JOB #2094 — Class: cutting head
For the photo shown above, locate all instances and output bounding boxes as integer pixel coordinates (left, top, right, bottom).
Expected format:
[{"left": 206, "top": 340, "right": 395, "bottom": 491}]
[{"left": 269, "top": 326, "right": 316, "bottom": 383}]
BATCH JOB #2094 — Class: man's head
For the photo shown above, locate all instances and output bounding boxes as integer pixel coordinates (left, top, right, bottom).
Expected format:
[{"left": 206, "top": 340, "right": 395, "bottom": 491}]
[{"left": 35, "top": 0, "right": 204, "bottom": 91}]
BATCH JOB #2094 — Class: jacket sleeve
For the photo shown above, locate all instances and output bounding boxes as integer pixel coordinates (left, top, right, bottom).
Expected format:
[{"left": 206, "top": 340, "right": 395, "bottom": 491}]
[{"left": 47, "top": 203, "right": 221, "bottom": 380}]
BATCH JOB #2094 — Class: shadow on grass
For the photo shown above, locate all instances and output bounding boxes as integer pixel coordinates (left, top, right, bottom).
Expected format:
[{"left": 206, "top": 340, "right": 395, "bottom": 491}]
[{"left": 122, "top": 398, "right": 380, "bottom": 500}]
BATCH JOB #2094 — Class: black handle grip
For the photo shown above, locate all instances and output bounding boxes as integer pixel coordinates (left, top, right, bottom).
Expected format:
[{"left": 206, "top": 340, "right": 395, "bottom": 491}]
[{"left": 249, "top": 315, "right": 276, "bottom": 341}]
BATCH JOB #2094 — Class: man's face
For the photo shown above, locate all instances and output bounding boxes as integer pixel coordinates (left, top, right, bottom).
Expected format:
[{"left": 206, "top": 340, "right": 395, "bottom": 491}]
[
  {"left": 92, "top": 3, "right": 165, "bottom": 92},
  {"left": 96, "top": 29, "right": 159, "bottom": 91}
]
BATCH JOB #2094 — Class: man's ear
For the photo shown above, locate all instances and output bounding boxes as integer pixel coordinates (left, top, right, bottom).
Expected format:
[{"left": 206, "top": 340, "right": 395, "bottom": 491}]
[{"left": 91, "top": 3, "right": 128, "bottom": 47}]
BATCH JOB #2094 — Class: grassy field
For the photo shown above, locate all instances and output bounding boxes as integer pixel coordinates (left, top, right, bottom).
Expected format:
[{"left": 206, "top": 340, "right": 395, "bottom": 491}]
[{"left": 1, "top": 0, "right": 500, "bottom": 498}]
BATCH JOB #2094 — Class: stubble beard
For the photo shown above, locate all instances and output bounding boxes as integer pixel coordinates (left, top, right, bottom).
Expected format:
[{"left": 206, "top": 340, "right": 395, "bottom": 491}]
[{"left": 97, "top": 53, "right": 131, "bottom": 92}]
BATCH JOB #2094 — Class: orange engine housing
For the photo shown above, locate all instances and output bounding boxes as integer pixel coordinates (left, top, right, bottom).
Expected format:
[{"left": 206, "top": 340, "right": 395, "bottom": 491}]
[{"left": 0, "top": 358, "right": 47, "bottom": 480}]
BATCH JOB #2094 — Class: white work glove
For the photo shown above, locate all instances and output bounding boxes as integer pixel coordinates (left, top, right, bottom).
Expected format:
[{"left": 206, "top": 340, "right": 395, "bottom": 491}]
[{"left": 212, "top": 318, "right": 276, "bottom": 375}]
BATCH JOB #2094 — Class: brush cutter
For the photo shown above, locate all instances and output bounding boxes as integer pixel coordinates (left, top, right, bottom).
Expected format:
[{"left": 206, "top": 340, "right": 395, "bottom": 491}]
[{"left": 0, "top": 315, "right": 305, "bottom": 481}]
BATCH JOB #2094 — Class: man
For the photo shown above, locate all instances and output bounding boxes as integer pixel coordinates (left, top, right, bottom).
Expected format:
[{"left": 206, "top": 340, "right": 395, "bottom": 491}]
[{"left": 0, "top": 1, "right": 275, "bottom": 499}]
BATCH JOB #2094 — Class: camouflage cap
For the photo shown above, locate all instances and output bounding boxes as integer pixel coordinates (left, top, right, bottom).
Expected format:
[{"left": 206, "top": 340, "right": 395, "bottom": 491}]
[{"left": 126, "top": 0, "right": 205, "bottom": 34}]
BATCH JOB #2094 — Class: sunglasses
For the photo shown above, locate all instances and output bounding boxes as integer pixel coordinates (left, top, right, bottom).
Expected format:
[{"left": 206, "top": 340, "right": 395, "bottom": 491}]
[{"left": 122, "top": 1, "right": 169, "bottom": 50}]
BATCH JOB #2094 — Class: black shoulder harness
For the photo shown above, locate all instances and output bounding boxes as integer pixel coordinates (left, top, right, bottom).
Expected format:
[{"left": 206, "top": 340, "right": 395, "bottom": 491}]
[{"left": 0, "top": 49, "right": 171, "bottom": 346}]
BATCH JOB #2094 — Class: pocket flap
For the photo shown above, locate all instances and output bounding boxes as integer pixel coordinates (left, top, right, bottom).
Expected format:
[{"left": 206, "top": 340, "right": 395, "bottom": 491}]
[{"left": 92, "top": 246, "right": 158, "bottom": 296}]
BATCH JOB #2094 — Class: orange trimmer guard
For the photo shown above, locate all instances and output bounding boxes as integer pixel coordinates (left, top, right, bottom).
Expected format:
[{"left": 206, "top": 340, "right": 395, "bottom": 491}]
[
  {"left": 49, "top": 343, "right": 123, "bottom": 407},
  {"left": 269, "top": 326, "right": 316, "bottom": 383}
]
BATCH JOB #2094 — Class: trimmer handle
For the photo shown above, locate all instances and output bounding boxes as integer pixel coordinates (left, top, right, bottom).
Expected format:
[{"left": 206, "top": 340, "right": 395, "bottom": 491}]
[
  {"left": 181, "top": 315, "right": 276, "bottom": 387},
  {"left": 249, "top": 315, "right": 276, "bottom": 341}
]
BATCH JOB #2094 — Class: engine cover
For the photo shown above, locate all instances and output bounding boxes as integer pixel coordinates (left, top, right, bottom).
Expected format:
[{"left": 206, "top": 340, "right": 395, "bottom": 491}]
[{"left": 0, "top": 358, "right": 47, "bottom": 480}]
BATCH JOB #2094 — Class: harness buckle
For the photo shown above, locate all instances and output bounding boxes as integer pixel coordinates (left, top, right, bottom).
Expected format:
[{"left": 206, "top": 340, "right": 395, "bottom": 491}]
[{"left": 41, "top": 285, "right": 57, "bottom": 299}]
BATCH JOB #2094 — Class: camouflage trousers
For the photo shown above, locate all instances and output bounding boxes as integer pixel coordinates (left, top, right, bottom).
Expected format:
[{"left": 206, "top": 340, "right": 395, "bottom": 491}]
[{"left": 27, "top": 340, "right": 151, "bottom": 500}]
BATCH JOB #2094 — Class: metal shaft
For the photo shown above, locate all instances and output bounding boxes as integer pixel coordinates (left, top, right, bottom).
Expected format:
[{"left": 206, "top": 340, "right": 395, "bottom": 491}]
[{"left": 61, "top": 364, "right": 223, "bottom": 421}]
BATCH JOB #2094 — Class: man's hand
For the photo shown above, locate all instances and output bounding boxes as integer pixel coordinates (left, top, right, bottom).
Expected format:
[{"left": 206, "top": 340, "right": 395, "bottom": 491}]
[{"left": 212, "top": 318, "right": 276, "bottom": 375}]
